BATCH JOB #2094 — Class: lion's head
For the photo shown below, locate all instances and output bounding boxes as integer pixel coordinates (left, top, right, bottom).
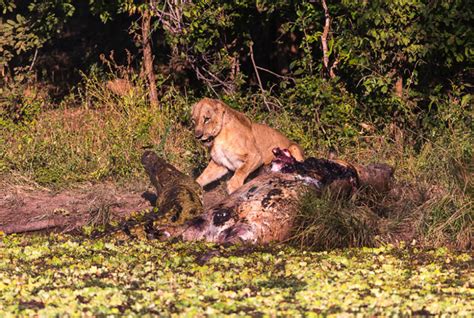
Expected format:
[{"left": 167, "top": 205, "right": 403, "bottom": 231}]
[{"left": 191, "top": 98, "right": 226, "bottom": 147}]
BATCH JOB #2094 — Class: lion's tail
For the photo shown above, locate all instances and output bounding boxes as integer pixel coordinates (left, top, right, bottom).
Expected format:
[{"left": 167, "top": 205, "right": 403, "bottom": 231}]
[{"left": 288, "top": 144, "right": 305, "bottom": 162}]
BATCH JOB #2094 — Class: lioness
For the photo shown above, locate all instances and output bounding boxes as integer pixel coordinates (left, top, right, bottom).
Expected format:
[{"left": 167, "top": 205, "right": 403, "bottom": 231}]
[{"left": 192, "top": 98, "right": 304, "bottom": 194}]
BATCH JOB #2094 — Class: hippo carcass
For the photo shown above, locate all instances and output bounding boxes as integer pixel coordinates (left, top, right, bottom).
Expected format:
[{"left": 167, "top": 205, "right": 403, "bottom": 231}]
[{"left": 169, "top": 172, "right": 309, "bottom": 244}]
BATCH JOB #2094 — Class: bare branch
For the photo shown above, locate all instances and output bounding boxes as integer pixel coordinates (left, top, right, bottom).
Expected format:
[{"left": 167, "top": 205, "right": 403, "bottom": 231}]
[
  {"left": 151, "top": 0, "right": 238, "bottom": 94},
  {"left": 255, "top": 65, "right": 296, "bottom": 84},
  {"left": 320, "top": 0, "right": 336, "bottom": 78},
  {"left": 141, "top": 7, "right": 159, "bottom": 106},
  {"left": 249, "top": 42, "right": 271, "bottom": 112},
  {"left": 329, "top": 58, "right": 339, "bottom": 79},
  {"left": 29, "top": 48, "right": 39, "bottom": 72},
  {"left": 190, "top": 64, "right": 219, "bottom": 96}
]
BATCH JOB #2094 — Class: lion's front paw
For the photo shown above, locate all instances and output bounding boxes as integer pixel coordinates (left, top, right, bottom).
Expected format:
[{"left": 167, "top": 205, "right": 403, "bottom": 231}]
[
  {"left": 196, "top": 175, "right": 205, "bottom": 187},
  {"left": 226, "top": 179, "right": 242, "bottom": 194}
]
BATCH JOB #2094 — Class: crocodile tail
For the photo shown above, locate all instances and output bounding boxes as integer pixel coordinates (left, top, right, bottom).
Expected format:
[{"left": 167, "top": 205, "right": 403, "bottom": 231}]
[{"left": 86, "top": 209, "right": 162, "bottom": 240}]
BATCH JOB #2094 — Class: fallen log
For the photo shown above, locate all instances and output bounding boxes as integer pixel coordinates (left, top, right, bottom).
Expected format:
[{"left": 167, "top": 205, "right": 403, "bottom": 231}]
[
  {"left": 0, "top": 185, "right": 147, "bottom": 235},
  {"left": 0, "top": 218, "right": 71, "bottom": 235}
]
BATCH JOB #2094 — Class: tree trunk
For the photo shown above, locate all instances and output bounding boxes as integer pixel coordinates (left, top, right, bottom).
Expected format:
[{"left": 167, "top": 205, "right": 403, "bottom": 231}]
[{"left": 141, "top": 9, "right": 159, "bottom": 107}]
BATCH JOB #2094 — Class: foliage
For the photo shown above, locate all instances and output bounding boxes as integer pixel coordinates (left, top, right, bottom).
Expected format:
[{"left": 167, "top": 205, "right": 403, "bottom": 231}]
[
  {"left": 281, "top": 77, "right": 360, "bottom": 146},
  {"left": 0, "top": 235, "right": 472, "bottom": 316},
  {"left": 0, "top": 0, "right": 76, "bottom": 128},
  {"left": 0, "top": 0, "right": 75, "bottom": 70},
  {"left": 285, "top": 0, "right": 473, "bottom": 133},
  {"left": 1, "top": 0, "right": 472, "bottom": 137},
  {"left": 0, "top": 3, "right": 472, "bottom": 312},
  {"left": 0, "top": 81, "right": 45, "bottom": 128}
]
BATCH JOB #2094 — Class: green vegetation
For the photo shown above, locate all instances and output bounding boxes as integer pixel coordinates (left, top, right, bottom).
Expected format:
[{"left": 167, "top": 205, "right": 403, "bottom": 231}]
[
  {"left": 0, "top": 85, "right": 201, "bottom": 184},
  {"left": 0, "top": 235, "right": 472, "bottom": 316},
  {"left": 0, "top": 1, "right": 472, "bottom": 314}
]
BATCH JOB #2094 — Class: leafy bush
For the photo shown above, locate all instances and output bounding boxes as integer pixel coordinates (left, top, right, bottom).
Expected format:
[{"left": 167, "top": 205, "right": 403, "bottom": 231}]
[
  {"left": 0, "top": 80, "right": 44, "bottom": 128},
  {"left": 1, "top": 0, "right": 75, "bottom": 77}
]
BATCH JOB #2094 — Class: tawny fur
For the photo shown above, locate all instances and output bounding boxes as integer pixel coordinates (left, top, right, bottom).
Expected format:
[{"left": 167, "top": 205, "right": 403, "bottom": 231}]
[{"left": 192, "top": 98, "right": 304, "bottom": 194}]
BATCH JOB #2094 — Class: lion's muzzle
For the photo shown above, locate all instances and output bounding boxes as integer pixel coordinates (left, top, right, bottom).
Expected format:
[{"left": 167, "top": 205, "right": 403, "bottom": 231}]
[
  {"left": 195, "top": 130, "right": 204, "bottom": 139},
  {"left": 195, "top": 131, "right": 215, "bottom": 147}
]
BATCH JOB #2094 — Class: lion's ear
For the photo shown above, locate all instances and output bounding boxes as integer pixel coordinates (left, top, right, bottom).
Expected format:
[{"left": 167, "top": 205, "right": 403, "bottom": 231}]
[
  {"left": 222, "top": 108, "right": 228, "bottom": 124},
  {"left": 220, "top": 103, "right": 231, "bottom": 125},
  {"left": 191, "top": 102, "right": 198, "bottom": 118}
]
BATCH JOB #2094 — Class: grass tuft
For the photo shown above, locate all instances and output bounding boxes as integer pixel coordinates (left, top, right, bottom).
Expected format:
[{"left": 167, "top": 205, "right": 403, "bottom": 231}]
[{"left": 290, "top": 190, "right": 380, "bottom": 250}]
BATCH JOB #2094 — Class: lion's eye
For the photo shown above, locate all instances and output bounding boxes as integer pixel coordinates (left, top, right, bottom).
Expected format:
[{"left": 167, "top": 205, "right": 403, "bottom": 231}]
[{"left": 203, "top": 117, "right": 210, "bottom": 124}]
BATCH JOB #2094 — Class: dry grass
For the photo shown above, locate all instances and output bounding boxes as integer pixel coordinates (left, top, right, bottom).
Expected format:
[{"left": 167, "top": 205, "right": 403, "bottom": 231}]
[
  {"left": 1, "top": 89, "right": 204, "bottom": 187},
  {"left": 289, "top": 190, "right": 380, "bottom": 250}
]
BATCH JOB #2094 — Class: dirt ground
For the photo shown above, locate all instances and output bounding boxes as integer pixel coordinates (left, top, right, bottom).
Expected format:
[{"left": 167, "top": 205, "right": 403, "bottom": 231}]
[{"left": 0, "top": 177, "right": 227, "bottom": 235}]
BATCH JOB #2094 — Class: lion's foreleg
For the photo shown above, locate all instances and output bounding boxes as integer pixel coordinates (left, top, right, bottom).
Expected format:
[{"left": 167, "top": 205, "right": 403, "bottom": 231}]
[
  {"left": 196, "top": 160, "right": 229, "bottom": 187},
  {"left": 227, "top": 153, "right": 263, "bottom": 194}
]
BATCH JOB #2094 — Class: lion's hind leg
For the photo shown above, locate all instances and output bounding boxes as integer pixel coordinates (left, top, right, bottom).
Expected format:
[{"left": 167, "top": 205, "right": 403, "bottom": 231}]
[{"left": 288, "top": 144, "right": 305, "bottom": 162}]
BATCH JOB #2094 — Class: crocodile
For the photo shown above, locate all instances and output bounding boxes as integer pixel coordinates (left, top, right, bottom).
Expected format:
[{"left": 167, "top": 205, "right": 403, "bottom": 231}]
[{"left": 89, "top": 151, "right": 203, "bottom": 240}]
